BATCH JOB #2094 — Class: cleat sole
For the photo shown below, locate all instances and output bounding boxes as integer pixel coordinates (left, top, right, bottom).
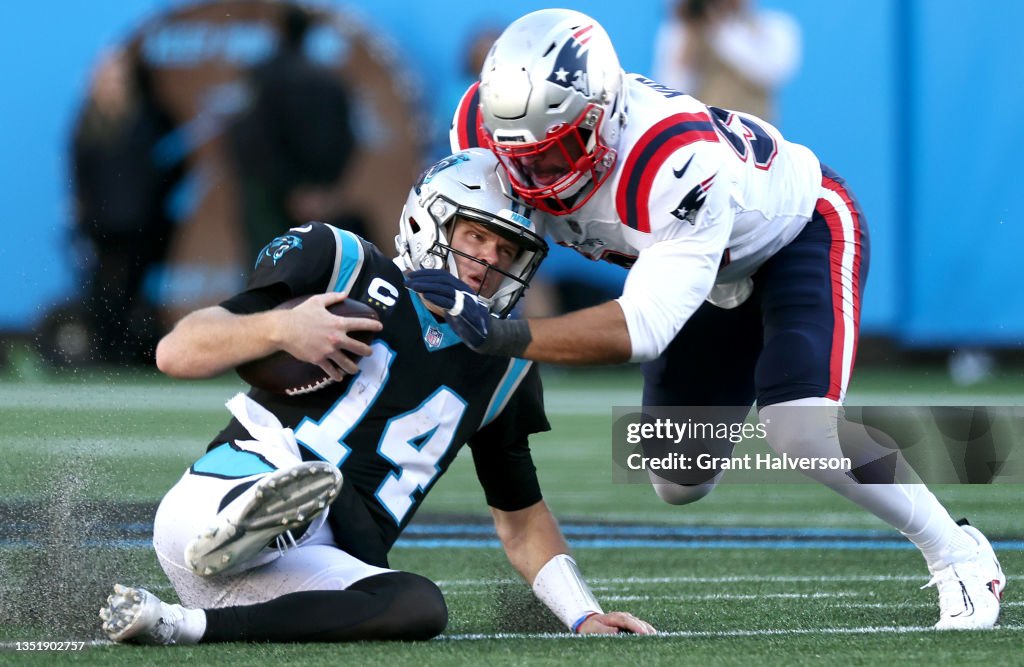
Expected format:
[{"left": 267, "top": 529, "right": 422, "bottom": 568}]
[{"left": 184, "top": 461, "right": 342, "bottom": 577}]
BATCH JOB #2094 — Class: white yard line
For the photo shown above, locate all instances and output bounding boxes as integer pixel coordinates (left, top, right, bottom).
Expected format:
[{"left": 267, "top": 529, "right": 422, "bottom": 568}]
[
  {"left": 6, "top": 616, "right": 1021, "bottom": 650},
  {"left": 436, "top": 574, "right": 924, "bottom": 587},
  {"left": 438, "top": 624, "right": 1024, "bottom": 640},
  {"left": 601, "top": 592, "right": 865, "bottom": 602},
  {"left": 841, "top": 601, "right": 1024, "bottom": 609}
]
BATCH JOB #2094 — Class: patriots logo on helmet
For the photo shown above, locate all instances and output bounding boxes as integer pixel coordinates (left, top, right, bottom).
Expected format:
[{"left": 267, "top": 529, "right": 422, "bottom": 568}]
[
  {"left": 671, "top": 174, "right": 716, "bottom": 225},
  {"left": 256, "top": 234, "right": 303, "bottom": 268},
  {"left": 546, "top": 25, "right": 594, "bottom": 97}
]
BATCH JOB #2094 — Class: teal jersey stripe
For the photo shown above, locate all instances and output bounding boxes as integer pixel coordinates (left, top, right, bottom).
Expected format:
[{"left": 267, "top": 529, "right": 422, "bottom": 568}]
[
  {"left": 328, "top": 226, "right": 365, "bottom": 294},
  {"left": 192, "top": 443, "right": 275, "bottom": 478},
  {"left": 482, "top": 357, "right": 532, "bottom": 426}
]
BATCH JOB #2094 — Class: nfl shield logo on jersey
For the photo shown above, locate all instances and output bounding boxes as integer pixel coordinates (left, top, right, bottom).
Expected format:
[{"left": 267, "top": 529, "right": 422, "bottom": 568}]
[{"left": 425, "top": 326, "right": 444, "bottom": 349}]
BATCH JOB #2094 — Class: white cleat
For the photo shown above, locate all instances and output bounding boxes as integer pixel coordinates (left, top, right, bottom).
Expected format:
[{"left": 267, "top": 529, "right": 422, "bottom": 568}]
[
  {"left": 184, "top": 461, "right": 343, "bottom": 577},
  {"left": 924, "top": 522, "right": 1006, "bottom": 630},
  {"left": 99, "top": 584, "right": 196, "bottom": 645}
]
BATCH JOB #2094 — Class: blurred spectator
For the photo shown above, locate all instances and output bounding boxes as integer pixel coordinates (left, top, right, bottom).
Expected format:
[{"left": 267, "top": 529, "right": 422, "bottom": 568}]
[
  {"left": 226, "top": 6, "right": 360, "bottom": 261},
  {"left": 431, "top": 24, "right": 503, "bottom": 163},
  {"left": 652, "top": 0, "right": 801, "bottom": 121},
  {"left": 69, "top": 48, "right": 185, "bottom": 365}
]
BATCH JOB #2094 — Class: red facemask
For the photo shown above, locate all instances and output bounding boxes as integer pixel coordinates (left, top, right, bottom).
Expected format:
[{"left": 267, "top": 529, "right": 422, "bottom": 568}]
[{"left": 487, "top": 104, "right": 616, "bottom": 215}]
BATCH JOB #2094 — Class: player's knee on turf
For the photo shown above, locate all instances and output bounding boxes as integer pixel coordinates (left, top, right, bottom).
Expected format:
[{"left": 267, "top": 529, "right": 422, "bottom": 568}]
[
  {"left": 648, "top": 469, "right": 720, "bottom": 505},
  {"left": 395, "top": 573, "right": 448, "bottom": 640},
  {"left": 349, "top": 572, "right": 448, "bottom": 640}
]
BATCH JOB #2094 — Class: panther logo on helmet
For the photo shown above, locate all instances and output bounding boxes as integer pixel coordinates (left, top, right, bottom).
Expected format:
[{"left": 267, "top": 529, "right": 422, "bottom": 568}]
[
  {"left": 416, "top": 153, "right": 471, "bottom": 194},
  {"left": 256, "top": 234, "right": 303, "bottom": 268}
]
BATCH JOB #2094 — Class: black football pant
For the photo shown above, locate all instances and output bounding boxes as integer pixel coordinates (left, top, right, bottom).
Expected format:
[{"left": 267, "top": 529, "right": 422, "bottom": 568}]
[{"left": 200, "top": 571, "right": 447, "bottom": 642}]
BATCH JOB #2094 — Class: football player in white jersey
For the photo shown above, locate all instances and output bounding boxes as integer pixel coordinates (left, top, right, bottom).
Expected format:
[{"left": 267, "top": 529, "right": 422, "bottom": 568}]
[{"left": 407, "top": 8, "right": 1005, "bottom": 630}]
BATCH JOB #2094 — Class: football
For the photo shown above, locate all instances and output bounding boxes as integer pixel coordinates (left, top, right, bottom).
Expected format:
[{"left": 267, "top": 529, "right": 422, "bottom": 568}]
[{"left": 236, "top": 295, "right": 380, "bottom": 396}]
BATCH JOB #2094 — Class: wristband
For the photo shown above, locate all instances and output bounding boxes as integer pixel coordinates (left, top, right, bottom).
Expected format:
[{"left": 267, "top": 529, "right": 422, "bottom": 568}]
[
  {"left": 571, "top": 611, "right": 600, "bottom": 633},
  {"left": 531, "top": 554, "right": 603, "bottom": 631},
  {"left": 477, "top": 318, "right": 532, "bottom": 357}
]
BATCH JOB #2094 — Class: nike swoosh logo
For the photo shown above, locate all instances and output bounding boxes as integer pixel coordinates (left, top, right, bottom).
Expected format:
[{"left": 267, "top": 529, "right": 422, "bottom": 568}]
[
  {"left": 673, "top": 155, "right": 695, "bottom": 179},
  {"left": 291, "top": 224, "right": 313, "bottom": 233}
]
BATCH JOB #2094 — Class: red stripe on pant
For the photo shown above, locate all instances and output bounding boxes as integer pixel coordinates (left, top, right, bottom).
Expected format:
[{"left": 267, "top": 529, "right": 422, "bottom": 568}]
[{"left": 815, "top": 176, "right": 863, "bottom": 401}]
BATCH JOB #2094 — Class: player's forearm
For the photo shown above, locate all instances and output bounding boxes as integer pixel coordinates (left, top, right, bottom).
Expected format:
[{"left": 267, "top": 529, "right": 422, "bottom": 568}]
[
  {"left": 491, "top": 501, "right": 571, "bottom": 583},
  {"left": 493, "top": 502, "right": 609, "bottom": 632},
  {"left": 518, "top": 301, "right": 632, "bottom": 365},
  {"left": 156, "top": 306, "right": 286, "bottom": 379}
]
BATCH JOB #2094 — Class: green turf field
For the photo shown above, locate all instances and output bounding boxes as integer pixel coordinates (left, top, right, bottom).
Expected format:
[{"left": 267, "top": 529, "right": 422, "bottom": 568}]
[{"left": 1, "top": 353, "right": 1021, "bottom": 664}]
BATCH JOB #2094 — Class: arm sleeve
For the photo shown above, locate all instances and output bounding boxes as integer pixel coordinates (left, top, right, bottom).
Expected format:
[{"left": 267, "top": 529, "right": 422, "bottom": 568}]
[
  {"left": 468, "top": 363, "right": 550, "bottom": 511},
  {"left": 615, "top": 158, "right": 737, "bottom": 363}
]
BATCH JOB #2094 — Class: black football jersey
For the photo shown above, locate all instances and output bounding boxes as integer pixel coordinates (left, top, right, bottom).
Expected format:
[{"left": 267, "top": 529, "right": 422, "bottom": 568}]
[{"left": 213, "top": 222, "right": 550, "bottom": 566}]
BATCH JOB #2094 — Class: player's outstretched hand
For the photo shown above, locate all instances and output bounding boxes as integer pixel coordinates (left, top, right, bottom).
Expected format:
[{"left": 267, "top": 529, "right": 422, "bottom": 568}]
[
  {"left": 577, "top": 611, "right": 657, "bottom": 635},
  {"left": 278, "top": 292, "right": 383, "bottom": 379},
  {"left": 405, "top": 269, "right": 491, "bottom": 350}
]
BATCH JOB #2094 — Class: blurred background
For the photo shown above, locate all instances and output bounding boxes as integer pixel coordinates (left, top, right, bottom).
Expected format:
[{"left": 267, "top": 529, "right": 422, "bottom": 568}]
[{"left": 0, "top": 0, "right": 1021, "bottom": 383}]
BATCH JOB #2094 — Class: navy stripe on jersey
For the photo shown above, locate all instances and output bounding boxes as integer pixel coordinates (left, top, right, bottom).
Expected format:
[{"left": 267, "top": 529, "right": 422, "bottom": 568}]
[{"left": 616, "top": 113, "right": 717, "bottom": 233}]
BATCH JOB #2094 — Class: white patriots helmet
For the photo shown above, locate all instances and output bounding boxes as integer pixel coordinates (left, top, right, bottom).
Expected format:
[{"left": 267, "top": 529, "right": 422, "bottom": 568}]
[
  {"left": 479, "top": 9, "right": 627, "bottom": 215},
  {"left": 395, "top": 148, "right": 548, "bottom": 318}
]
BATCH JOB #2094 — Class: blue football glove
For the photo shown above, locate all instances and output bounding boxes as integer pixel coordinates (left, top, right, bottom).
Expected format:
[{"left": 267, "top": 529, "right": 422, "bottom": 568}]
[{"left": 405, "top": 269, "right": 491, "bottom": 350}]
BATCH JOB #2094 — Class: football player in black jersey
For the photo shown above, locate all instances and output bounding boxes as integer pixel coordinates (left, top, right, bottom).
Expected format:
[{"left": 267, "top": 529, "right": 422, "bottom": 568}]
[{"left": 100, "top": 149, "right": 656, "bottom": 644}]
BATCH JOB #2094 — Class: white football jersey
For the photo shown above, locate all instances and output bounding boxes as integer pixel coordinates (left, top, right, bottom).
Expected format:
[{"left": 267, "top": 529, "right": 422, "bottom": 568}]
[
  {"left": 453, "top": 74, "right": 824, "bottom": 361},
  {"left": 550, "top": 76, "right": 820, "bottom": 277}
]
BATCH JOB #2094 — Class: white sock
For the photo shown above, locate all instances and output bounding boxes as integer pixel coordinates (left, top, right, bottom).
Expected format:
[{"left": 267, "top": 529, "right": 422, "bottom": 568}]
[
  {"left": 760, "top": 398, "right": 978, "bottom": 572},
  {"left": 840, "top": 483, "right": 977, "bottom": 571},
  {"left": 896, "top": 500, "right": 979, "bottom": 572},
  {"left": 177, "top": 606, "right": 207, "bottom": 644}
]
